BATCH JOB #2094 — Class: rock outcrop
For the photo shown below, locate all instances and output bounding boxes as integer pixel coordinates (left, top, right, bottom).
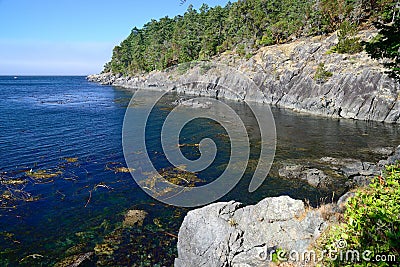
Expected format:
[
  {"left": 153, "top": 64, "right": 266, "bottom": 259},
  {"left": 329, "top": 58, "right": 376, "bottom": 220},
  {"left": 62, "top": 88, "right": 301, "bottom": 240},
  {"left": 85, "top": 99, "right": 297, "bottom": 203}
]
[
  {"left": 88, "top": 30, "right": 400, "bottom": 124},
  {"left": 174, "top": 146, "right": 400, "bottom": 266},
  {"left": 174, "top": 196, "right": 327, "bottom": 267},
  {"left": 278, "top": 165, "right": 333, "bottom": 188},
  {"left": 277, "top": 145, "right": 400, "bottom": 188}
]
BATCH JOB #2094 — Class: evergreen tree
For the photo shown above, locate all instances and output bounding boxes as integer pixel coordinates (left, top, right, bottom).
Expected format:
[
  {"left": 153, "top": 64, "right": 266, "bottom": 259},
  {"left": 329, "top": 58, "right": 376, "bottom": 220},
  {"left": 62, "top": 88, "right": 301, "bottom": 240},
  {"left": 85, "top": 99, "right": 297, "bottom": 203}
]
[
  {"left": 365, "top": 14, "right": 400, "bottom": 81},
  {"left": 104, "top": 0, "right": 397, "bottom": 75}
]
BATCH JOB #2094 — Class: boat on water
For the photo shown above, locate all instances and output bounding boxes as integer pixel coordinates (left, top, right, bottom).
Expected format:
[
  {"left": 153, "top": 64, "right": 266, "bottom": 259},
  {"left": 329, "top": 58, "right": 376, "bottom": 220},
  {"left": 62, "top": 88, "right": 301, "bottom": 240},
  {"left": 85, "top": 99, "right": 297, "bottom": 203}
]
[{"left": 14, "top": 76, "right": 18, "bottom": 79}]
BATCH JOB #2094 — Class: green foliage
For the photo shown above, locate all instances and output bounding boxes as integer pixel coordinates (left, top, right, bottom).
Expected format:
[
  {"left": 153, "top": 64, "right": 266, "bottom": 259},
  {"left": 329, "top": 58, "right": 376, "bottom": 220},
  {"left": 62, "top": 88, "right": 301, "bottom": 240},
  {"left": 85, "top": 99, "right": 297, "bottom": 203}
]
[
  {"left": 314, "top": 63, "right": 333, "bottom": 83},
  {"left": 236, "top": 44, "right": 246, "bottom": 57},
  {"left": 365, "top": 14, "right": 400, "bottom": 81},
  {"left": 317, "top": 164, "right": 400, "bottom": 266},
  {"left": 332, "top": 21, "right": 363, "bottom": 54},
  {"left": 257, "top": 32, "right": 274, "bottom": 46},
  {"left": 105, "top": 0, "right": 397, "bottom": 75},
  {"left": 176, "top": 62, "right": 191, "bottom": 75},
  {"left": 199, "top": 62, "right": 214, "bottom": 75}
]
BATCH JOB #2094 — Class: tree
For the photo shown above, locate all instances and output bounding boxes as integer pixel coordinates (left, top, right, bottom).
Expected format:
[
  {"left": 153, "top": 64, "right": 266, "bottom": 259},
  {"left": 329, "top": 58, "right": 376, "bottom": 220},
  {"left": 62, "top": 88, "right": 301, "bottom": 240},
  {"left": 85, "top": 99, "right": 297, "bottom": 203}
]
[
  {"left": 333, "top": 20, "right": 363, "bottom": 54},
  {"left": 365, "top": 14, "right": 400, "bottom": 81},
  {"left": 104, "top": 0, "right": 397, "bottom": 75}
]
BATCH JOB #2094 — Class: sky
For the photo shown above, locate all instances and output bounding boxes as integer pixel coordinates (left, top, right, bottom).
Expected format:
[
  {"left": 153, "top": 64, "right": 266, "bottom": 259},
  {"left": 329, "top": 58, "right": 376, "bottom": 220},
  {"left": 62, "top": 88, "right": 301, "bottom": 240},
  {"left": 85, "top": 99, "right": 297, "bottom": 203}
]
[{"left": 0, "top": 0, "right": 231, "bottom": 75}]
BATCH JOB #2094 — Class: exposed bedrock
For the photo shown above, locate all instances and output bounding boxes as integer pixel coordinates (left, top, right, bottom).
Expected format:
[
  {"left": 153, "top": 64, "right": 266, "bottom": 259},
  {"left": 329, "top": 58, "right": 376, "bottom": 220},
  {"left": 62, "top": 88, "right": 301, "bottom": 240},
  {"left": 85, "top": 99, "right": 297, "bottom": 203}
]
[{"left": 88, "top": 30, "right": 400, "bottom": 124}]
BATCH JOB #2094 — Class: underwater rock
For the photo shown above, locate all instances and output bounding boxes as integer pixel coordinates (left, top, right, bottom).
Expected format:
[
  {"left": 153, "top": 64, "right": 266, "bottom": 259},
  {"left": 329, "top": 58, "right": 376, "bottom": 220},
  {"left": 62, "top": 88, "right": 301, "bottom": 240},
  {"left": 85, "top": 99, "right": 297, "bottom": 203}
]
[
  {"left": 54, "top": 252, "right": 93, "bottom": 267},
  {"left": 123, "top": 209, "right": 148, "bottom": 227}
]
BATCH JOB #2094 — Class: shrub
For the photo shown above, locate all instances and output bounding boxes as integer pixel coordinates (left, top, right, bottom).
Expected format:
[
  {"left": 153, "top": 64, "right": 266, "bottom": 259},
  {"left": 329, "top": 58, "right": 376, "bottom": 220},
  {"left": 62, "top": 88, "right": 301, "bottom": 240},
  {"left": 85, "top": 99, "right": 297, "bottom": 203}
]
[
  {"left": 316, "top": 164, "right": 400, "bottom": 266},
  {"left": 236, "top": 44, "right": 246, "bottom": 57},
  {"left": 176, "top": 62, "right": 191, "bottom": 75},
  {"left": 245, "top": 53, "right": 253, "bottom": 60},
  {"left": 314, "top": 63, "right": 333, "bottom": 83},
  {"left": 257, "top": 31, "right": 275, "bottom": 47},
  {"left": 332, "top": 21, "right": 363, "bottom": 54}
]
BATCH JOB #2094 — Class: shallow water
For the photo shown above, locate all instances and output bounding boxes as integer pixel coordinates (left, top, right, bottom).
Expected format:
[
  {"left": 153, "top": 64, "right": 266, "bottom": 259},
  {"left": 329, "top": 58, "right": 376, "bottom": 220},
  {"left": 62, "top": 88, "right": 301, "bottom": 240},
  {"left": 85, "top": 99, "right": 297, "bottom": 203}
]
[{"left": 0, "top": 76, "right": 399, "bottom": 266}]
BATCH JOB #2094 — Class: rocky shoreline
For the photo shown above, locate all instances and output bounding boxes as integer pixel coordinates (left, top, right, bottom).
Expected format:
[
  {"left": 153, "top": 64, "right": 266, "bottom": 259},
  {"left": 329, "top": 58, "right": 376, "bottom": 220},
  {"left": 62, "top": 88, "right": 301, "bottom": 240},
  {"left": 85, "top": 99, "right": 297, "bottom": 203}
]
[
  {"left": 88, "top": 30, "right": 400, "bottom": 124},
  {"left": 86, "top": 29, "right": 400, "bottom": 266},
  {"left": 174, "top": 145, "right": 400, "bottom": 266}
]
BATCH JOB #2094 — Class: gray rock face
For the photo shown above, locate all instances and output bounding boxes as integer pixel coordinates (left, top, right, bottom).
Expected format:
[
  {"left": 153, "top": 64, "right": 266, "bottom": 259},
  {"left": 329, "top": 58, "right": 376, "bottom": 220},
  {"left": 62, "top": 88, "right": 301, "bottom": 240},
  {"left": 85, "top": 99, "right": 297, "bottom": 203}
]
[
  {"left": 174, "top": 196, "right": 327, "bottom": 267},
  {"left": 88, "top": 30, "right": 400, "bottom": 124}
]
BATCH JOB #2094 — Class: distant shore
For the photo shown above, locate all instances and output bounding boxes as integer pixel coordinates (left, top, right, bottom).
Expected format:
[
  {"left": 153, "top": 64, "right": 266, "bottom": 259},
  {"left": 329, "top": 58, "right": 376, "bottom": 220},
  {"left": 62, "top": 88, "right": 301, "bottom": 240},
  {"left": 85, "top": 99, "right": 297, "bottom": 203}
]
[{"left": 88, "top": 30, "right": 400, "bottom": 124}]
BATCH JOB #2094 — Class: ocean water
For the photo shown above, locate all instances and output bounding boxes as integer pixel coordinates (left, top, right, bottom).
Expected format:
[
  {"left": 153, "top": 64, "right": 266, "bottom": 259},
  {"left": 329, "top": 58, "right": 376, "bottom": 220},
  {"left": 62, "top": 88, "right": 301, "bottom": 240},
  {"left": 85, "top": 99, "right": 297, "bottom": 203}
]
[{"left": 0, "top": 76, "right": 399, "bottom": 266}]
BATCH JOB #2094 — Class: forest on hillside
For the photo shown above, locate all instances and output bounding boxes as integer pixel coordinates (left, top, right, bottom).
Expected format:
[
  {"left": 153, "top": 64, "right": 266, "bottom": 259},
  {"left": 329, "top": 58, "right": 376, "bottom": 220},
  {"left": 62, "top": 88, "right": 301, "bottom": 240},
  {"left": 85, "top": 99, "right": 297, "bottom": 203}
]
[{"left": 104, "top": 0, "right": 399, "bottom": 76}]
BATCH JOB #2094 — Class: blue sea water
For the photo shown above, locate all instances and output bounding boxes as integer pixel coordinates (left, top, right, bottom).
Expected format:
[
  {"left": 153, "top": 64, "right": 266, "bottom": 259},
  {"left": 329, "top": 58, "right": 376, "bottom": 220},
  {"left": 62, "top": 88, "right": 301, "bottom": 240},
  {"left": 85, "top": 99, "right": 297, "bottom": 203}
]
[{"left": 0, "top": 76, "right": 399, "bottom": 266}]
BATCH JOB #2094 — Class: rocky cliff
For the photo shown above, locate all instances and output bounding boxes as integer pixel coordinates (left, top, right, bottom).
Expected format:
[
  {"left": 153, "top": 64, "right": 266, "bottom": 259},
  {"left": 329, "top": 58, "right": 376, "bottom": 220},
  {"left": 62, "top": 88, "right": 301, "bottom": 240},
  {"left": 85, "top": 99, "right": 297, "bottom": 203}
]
[{"left": 88, "top": 29, "right": 400, "bottom": 124}]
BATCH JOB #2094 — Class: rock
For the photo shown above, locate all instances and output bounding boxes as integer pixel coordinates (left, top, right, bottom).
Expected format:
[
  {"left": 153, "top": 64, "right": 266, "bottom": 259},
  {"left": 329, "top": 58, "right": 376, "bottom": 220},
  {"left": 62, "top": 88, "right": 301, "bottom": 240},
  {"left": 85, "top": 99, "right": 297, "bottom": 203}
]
[
  {"left": 278, "top": 164, "right": 332, "bottom": 188},
  {"left": 377, "top": 145, "right": 400, "bottom": 169},
  {"left": 88, "top": 30, "right": 400, "bottom": 124},
  {"left": 303, "top": 168, "right": 331, "bottom": 188},
  {"left": 352, "top": 175, "right": 373, "bottom": 186},
  {"left": 278, "top": 164, "right": 303, "bottom": 179},
  {"left": 174, "top": 196, "right": 327, "bottom": 267},
  {"left": 319, "top": 157, "right": 379, "bottom": 178},
  {"left": 122, "top": 209, "right": 148, "bottom": 227},
  {"left": 386, "top": 145, "right": 400, "bottom": 164},
  {"left": 370, "top": 147, "right": 395, "bottom": 156},
  {"left": 174, "top": 98, "right": 212, "bottom": 109},
  {"left": 54, "top": 252, "right": 94, "bottom": 267},
  {"left": 337, "top": 192, "right": 356, "bottom": 212}
]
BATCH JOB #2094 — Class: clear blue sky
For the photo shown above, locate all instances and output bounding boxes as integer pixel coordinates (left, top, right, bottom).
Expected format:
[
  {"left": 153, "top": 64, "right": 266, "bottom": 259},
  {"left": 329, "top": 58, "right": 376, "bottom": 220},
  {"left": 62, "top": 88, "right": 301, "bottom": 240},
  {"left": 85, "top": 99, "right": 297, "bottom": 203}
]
[{"left": 0, "top": 0, "right": 231, "bottom": 75}]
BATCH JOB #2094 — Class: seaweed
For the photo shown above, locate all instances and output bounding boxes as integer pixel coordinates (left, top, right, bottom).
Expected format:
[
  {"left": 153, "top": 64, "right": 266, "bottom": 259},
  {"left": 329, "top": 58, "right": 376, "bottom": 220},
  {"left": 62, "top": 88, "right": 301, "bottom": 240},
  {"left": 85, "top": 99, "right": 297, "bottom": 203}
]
[
  {"left": 25, "top": 169, "right": 62, "bottom": 180},
  {"left": 105, "top": 162, "right": 134, "bottom": 173},
  {"left": 139, "top": 166, "right": 204, "bottom": 199}
]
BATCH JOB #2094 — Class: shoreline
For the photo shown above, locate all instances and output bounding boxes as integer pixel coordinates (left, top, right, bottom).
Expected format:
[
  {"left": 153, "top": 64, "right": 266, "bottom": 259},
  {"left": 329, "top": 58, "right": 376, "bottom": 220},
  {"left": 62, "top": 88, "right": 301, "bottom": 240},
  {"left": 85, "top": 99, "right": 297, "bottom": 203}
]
[
  {"left": 88, "top": 30, "right": 400, "bottom": 124},
  {"left": 174, "top": 145, "right": 400, "bottom": 266}
]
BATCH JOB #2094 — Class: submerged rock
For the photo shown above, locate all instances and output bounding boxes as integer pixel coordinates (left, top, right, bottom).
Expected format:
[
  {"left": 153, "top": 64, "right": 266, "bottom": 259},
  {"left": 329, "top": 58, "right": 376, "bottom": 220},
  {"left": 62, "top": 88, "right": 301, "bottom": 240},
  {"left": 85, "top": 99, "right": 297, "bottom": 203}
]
[
  {"left": 54, "top": 252, "right": 94, "bottom": 267},
  {"left": 123, "top": 209, "right": 148, "bottom": 228},
  {"left": 175, "top": 196, "right": 327, "bottom": 267}
]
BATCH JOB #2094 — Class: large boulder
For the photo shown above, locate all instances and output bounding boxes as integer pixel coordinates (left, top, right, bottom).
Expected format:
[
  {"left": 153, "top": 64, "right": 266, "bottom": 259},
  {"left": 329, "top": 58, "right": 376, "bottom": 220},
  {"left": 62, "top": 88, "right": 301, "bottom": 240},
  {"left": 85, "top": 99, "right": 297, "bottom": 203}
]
[{"left": 175, "top": 196, "right": 327, "bottom": 267}]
